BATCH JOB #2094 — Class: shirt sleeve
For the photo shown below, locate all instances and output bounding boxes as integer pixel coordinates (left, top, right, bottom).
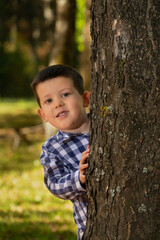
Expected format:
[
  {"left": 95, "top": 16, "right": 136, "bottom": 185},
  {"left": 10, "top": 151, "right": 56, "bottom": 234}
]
[{"left": 40, "top": 145, "right": 86, "bottom": 200}]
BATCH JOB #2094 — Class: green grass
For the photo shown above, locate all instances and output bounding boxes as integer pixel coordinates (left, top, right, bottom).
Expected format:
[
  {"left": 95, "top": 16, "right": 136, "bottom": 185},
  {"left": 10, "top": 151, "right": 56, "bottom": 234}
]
[
  {"left": 0, "top": 98, "right": 41, "bottom": 128},
  {"left": 0, "top": 98, "right": 38, "bottom": 114},
  {"left": 0, "top": 99, "right": 77, "bottom": 240}
]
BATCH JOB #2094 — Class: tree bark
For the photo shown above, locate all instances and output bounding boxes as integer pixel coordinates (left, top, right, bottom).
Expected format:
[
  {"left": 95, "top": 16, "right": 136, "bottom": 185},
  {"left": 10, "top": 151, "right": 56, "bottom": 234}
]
[{"left": 84, "top": 0, "right": 160, "bottom": 239}]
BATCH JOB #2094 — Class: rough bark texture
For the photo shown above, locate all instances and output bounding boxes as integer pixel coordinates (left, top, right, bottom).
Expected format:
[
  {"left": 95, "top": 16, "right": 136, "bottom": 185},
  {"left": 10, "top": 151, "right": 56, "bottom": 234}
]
[{"left": 83, "top": 0, "right": 160, "bottom": 239}]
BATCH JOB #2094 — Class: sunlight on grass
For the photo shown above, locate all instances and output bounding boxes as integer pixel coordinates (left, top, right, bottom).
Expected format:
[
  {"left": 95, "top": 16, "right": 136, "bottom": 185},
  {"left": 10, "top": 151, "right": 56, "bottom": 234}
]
[
  {"left": 0, "top": 142, "right": 77, "bottom": 240},
  {"left": 0, "top": 99, "right": 77, "bottom": 240},
  {"left": 0, "top": 98, "right": 38, "bottom": 115},
  {"left": 0, "top": 98, "right": 41, "bottom": 128}
]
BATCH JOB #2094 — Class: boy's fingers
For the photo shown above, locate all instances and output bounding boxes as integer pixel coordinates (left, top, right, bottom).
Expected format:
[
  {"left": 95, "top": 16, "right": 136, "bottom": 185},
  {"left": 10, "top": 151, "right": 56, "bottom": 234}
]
[
  {"left": 79, "top": 163, "right": 88, "bottom": 171},
  {"left": 80, "top": 154, "right": 89, "bottom": 164},
  {"left": 81, "top": 150, "right": 90, "bottom": 158},
  {"left": 79, "top": 147, "right": 90, "bottom": 183},
  {"left": 81, "top": 149, "right": 90, "bottom": 157}
]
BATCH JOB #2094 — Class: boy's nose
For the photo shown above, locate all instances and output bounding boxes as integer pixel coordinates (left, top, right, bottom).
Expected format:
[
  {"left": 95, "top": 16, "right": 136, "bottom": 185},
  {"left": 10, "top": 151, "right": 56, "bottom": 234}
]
[{"left": 54, "top": 99, "right": 64, "bottom": 109}]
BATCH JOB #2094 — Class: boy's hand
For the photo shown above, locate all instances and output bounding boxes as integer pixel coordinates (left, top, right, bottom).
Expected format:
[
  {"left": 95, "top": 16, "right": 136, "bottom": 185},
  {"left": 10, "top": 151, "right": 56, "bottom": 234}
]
[{"left": 79, "top": 146, "right": 90, "bottom": 184}]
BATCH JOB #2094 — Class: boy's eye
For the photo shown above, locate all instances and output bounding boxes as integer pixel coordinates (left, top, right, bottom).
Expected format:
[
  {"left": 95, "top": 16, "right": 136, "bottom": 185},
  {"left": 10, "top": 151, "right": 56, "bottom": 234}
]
[
  {"left": 45, "top": 98, "right": 52, "bottom": 104},
  {"left": 62, "top": 92, "right": 70, "bottom": 98}
]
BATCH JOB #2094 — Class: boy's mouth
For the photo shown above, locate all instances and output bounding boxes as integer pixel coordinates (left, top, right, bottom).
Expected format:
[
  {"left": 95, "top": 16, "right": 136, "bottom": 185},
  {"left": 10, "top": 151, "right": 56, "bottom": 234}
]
[{"left": 56, "top": 111, "right": 69, "bottom": 118}]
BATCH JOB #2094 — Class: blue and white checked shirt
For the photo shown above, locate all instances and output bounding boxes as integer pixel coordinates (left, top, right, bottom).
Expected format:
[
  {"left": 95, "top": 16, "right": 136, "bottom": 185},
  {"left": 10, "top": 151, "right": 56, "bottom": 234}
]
[{"left": 40, "top": 130, "right": 89, "bottom": 240}]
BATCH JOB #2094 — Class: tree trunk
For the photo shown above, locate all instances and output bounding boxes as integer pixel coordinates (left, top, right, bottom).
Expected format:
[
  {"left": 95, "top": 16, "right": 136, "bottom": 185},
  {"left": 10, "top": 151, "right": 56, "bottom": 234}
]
[
  {"left": 79, "top": 0, "right": 91, "bottom": 90},
  {"left": 84, "top": 0, "right": 160, "bottom": 239},
  {"left": 49, "top": 0, "right": 76, "bottom": 66}
]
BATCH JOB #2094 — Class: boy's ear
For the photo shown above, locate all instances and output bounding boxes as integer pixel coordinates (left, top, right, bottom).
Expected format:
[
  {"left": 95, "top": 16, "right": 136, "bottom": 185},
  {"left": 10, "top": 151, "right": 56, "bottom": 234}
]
[
  {"left": 37, "top": 108, "right": 48, "bottom": 122},
  {"left": 83, "top": 91, "right": 90, "bottom": 107}
]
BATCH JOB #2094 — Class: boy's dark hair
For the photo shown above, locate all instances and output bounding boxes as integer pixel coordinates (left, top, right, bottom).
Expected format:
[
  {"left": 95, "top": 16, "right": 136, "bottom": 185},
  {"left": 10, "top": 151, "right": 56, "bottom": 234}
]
[{"left": 31, "top": 64, "right": 85, "bottom": 107}]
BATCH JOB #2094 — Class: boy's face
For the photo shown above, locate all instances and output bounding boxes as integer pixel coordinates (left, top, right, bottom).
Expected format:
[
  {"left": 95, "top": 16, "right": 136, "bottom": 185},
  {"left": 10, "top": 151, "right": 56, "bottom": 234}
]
[{"left": 36, "top": 76, "right": 90, "bottom": 133}]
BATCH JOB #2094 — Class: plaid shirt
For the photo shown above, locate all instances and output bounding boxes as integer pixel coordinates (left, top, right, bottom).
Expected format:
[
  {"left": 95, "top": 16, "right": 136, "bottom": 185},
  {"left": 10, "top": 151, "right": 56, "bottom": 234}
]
[{"left": 40, "top": 130, "right": 89, "bottom": 240}]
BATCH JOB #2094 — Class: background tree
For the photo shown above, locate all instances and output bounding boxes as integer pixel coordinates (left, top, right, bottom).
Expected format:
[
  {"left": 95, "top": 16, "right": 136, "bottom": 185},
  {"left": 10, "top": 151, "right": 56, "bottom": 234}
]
[
  {"left": 0, "top": 0, "right": 89, "bottom": 98},
  {"left": 49, "top": 0, "right": 76, "bottom": 66},
  {"left": 79, "top": 0, "right": 91, "bottom": 90},
  {"left": 84, "top": 0, "right": 160, "bottom": 239},
  {"left": 0, "top": 0, "right": 56, "bottom": 97}
]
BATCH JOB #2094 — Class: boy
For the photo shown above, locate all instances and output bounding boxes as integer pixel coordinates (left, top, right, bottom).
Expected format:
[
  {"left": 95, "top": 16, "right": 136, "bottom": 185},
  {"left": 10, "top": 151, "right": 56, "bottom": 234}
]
[{"left": 31, "top": 64, "right": 90, "bottom": 240}]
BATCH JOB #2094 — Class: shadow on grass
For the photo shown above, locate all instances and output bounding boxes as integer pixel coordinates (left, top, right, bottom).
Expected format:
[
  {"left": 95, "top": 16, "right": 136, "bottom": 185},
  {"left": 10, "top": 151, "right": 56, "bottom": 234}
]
[
  {"left": 0, "top": 208, "right": 72, "bottom": 219},
  {"left": 0, "top": 222, "right": 76, "bottom": 240},
  {"left": 0, "top": 210, "right": 76, "bottom": 240},
  {"left": 0, "top": 141, "right": 43, "bottom": 173},
  {"left": 0, "top": 113, "right": 41, "bottom": 129}
]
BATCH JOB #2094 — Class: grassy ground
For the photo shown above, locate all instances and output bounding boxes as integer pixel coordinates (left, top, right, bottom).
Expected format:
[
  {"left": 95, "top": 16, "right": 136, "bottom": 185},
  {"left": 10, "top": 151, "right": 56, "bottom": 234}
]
[
  {"left": 0, "top": 99, "right": 77, "bottom": 240},
  {"left": 0, "top": 98, "right": 41, "bottom": 128}
]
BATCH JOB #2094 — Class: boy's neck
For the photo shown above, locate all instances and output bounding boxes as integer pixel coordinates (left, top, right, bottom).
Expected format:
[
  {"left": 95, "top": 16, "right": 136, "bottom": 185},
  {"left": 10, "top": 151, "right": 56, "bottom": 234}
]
[{"left": 62, "top": 117, "right": 90, "bottom": 134}]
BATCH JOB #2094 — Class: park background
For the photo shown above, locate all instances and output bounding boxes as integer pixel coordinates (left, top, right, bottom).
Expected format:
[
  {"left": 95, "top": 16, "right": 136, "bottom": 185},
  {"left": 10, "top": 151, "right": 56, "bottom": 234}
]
[{"left": 0, "top": 0, "right": 91, "bottom": 239}]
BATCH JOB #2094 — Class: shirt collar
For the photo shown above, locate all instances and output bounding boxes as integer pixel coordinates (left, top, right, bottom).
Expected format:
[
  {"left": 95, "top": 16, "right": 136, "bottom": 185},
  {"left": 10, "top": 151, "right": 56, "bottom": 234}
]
[{"left": 56, "top": 130, "right": 87, "bottom": 143}]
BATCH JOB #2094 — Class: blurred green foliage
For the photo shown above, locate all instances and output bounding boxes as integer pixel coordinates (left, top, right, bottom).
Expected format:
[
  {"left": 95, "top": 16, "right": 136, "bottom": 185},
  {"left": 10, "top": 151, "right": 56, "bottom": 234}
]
[
  {"left": 0, "top": 0, "right": 86, "bottom": 98},
  {"left": 0, "top": 0, "right": 56, "bottom": 97},
  {"left": 75, "top": 0, "right": 85, "bottom": 52},
  {"left": 0, "top": 49, "right": 34, "bottom": 97}
]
